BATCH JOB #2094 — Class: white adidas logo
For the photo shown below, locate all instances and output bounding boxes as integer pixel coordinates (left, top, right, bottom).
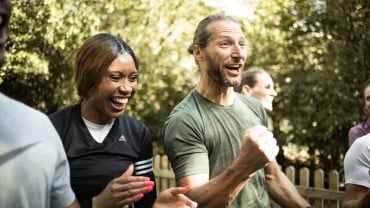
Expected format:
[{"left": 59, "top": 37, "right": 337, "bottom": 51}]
[{"left": 118, "top": 135, "right": 127, "bottom": 142}]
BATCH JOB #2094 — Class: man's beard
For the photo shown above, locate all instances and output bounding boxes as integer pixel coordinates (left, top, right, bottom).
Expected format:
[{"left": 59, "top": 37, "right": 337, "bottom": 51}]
[{"left": 204, "top": 52, "right": 241, "bottom": 88}]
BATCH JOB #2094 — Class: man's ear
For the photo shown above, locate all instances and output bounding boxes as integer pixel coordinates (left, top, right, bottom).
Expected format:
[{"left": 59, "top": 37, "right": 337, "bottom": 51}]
[
  {"left": 193, "top": 45, "right": 203, "bottom": 61},
  {"left": 241, "top": 85, "right": 252, "bottom": 96}
]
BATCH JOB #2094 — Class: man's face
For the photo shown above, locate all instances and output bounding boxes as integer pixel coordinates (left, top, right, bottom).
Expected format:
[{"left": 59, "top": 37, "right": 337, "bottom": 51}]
[
  {"left": 0, "top": 0, "right": 11, "bottom": 68},
  {"left": 200, "top": 20, "right": 247, "bottom": 88}
]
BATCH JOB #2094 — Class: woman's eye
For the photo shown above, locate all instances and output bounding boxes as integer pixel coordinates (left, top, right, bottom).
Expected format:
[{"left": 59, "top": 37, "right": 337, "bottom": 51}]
[
  {"left": 129, "top": 75, "right": 138, "bottom": 82},
  {"left": 110, "top": 75, "right": 121, "bottom": 81}
]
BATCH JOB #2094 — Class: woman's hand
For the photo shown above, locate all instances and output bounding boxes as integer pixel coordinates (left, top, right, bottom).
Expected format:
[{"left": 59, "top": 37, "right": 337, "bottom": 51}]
[{"left": 92, "top": 164, "right": 155, "bottom": 208}]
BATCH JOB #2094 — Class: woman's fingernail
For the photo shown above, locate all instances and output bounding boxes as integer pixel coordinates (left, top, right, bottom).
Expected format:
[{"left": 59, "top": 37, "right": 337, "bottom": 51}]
[
  {"left": 145, "top": 181, "right": 155, "bottom": 186},
  {"left": 136, "top": 193, "right": 144, "bottom": 199},
  {"left": 141, "top": 177, "right": 150, "bottom": 182},
  {"left": 145, "top": 185, "right": 154, "bottom": 192}
]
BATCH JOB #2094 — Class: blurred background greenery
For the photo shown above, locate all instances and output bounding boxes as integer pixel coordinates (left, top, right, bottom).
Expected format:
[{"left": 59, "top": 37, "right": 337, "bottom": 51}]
[{"left": 1, "top": 0, "right": 369, "bottom": 182}]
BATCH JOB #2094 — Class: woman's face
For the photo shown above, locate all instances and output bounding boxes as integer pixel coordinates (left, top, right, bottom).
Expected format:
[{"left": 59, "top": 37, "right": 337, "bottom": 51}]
[
  {"left": 364, "top": 86, "right": 370, "bottom": 113},
  {"left": 243, "top": 72, "right": 277, "bottom": 112},
  {"left": 81, "top": 53, "right": 138, "bottom": 124}
]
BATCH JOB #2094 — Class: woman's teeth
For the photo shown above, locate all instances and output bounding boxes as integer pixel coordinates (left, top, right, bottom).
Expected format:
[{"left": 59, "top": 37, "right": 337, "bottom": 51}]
[{"left": 111, "top": 97, "right": 128, "bottom": 105}]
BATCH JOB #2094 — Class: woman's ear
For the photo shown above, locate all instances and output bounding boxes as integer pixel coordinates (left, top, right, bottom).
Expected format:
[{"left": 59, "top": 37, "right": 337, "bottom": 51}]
[{"left": 241, "top": 85, "right": 252, "bottom": 96}]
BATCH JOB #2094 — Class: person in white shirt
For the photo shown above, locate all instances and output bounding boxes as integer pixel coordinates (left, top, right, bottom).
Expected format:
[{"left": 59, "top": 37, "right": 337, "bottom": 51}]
[{"left": 342, "top": 133, "right": 370, "bottom": 208}]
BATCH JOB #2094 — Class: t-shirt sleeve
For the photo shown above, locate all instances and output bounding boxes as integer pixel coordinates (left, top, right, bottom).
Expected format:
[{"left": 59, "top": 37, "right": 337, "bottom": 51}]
[
  {"left": 344, "top": 136, "right": 370, "bottom": 188},
  {"left": 163, "top": 112, "right": 209, "bottom": 181},
  {"left": 134, "top": 125, "right": 156, "bottom": 208},
  {"left": 348, "top": 125, "right": 363, "bottom": 146},
  {"left": 50, "top": 131, "right": 76, "bottom": 207}
]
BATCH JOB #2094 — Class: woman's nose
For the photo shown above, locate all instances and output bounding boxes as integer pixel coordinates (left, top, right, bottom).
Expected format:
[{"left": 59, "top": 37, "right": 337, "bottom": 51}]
[
  {"left": 271, "top": 89, "right": 277, "bottom": 96},
  {"left": 119, "top": 82, "right": 132, "bottom": 92}
]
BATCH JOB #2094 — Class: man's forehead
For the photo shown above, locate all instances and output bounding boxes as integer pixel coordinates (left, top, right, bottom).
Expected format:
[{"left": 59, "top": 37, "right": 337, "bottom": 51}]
[{"left": 208, "top": 20, "right": 244, "bottom": 38}]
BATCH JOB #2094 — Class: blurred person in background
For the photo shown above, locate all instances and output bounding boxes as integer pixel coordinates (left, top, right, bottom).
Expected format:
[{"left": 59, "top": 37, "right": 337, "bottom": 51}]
[
  {"left": 235, "top": 67, "right": 277, "bottom": 112},
  {"left": 348, "top": 83, "right": 370, "bottom": 146}
]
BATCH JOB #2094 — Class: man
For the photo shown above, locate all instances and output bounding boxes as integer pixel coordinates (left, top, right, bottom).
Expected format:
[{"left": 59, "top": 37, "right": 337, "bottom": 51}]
[
  {"left": 0, "top": 93, "right": 81, "bottom": 208},
  {"left": 0, "top": 0, "right": 80, "bottom": 207},
  {"left": 163, "top": 14, "right": 313, "bottom": 207},
  {"left": 342, "top": 133, "right": 370, "bottom": 208}
]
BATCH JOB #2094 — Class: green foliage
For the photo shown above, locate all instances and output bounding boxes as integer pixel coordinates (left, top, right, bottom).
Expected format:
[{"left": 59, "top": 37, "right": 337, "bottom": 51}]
[
  {"left": 2, "top": 0, "right": 369, "bottom": 174},
  {"left": 245, "top": 0, "right": 370, "bottom": 173},
  {"left": 0, "top": 0, "right": 217, "bottom": 154}
]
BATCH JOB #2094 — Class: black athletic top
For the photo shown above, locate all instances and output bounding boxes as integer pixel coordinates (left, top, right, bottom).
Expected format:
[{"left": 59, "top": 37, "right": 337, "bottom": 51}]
[{"left": 49, "top": 103, "right": 156, "bottom": 208}]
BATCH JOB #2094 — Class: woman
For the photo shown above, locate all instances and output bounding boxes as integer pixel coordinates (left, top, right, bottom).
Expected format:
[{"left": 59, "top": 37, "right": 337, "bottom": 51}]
[
  {"left": 49, "top": 33, "right": 156, "bottom": 208},
  {"left": 235, "top": 67, "right": 277, "bottom": 112},
  {"left": 348, "top": 83, "right": 370, "bottom": 146}
]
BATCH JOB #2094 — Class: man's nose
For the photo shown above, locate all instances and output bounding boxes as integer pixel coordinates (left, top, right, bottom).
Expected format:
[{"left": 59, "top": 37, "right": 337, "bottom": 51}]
[{"left": 231, "top": 44, "right": 246, "bottom": 58}]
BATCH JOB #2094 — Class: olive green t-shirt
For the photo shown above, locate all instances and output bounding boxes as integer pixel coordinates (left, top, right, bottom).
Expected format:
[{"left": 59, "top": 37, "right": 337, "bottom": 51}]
[{"left": 163, "top": 89, "right": 271, "bottom": 207}]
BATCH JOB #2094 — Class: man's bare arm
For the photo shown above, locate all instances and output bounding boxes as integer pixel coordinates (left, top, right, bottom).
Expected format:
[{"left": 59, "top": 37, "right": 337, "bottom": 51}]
[
  {"left": 177, "top": 161, "right": 254, "bottom": 208},
  {"left": 342, "top": 184, "right": 370, "bottom": 208},
  {"left": 264, "top": 160, "right": 310, "bottom": 208},
  {"left": 177, "top": 125, "right": 279, "bottom": 208}
]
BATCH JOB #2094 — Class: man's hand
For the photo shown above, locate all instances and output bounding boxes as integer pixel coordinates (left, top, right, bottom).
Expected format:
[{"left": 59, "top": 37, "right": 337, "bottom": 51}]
[{"left": 238, "top": 125, "right": 279, "bottom": 179}]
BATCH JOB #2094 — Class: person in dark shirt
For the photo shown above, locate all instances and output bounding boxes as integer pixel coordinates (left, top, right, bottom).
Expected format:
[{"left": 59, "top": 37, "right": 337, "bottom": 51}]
[
  {"left": 49, "top": 33, "right": 198, "bottom": 208},
  {"left": 50, "top": 33, "right": 197, "bottom": 208}
]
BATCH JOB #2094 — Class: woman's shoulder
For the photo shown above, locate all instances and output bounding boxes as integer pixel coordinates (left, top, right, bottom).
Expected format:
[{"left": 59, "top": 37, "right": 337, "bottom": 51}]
[
  {"left": 49, "top": 104, "right": 79, "bottom": 120},
  {"left": 117, "top": 114, "right": 148, "bottom": 130}
]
